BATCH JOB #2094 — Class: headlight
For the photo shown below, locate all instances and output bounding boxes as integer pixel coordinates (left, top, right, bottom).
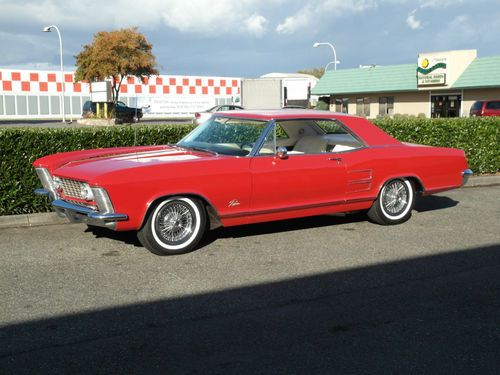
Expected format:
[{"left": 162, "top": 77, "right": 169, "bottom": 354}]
[
  {"left": 52, "top": 176, "right": 62, "bottom": 190},
  {"left": 80, "top": 184, "right": 95, "bottom": 201}
]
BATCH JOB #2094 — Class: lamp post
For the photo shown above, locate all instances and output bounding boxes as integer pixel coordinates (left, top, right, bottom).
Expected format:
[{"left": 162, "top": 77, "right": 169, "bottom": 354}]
[
  {"left": 43, "top": 25, "right": 66, "bottom": 122},
  {"left": 313, "top": 42, "right": 340, "bottom": 71}
]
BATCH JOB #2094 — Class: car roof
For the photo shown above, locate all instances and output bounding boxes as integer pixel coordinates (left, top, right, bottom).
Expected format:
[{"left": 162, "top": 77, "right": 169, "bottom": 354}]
[
  {"left": 214, "top": 109, "right": 401, "bottom": 146},
  {"left": 215, "top": 109, "right": 352, "bottom": 121}
]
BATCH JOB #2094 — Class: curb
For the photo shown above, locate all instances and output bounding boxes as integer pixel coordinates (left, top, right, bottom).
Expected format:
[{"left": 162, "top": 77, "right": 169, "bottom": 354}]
[
  {"left": 0, "top": 175, "right": 499, "bottom": 230},
  {"left": 0, "top": 212, "right": 68, "bottom": 230}
]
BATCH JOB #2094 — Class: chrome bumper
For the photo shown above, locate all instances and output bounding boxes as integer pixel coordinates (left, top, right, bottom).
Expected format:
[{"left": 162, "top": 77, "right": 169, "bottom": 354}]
[
  {"left": 462, "top": 169, "right": 473, "bottom": 186},
  {"left": 35, "top": 188, "right": 127, "bottom": 228}
]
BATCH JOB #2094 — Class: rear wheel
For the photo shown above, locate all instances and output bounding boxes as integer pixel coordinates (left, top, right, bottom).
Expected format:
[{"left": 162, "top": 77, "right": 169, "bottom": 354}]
[
  {"left": 138, "top": 197, "right": 206, "bottom": 255},
  {"left": 368, "top": 178, "right": 415, "bottom": 225}
]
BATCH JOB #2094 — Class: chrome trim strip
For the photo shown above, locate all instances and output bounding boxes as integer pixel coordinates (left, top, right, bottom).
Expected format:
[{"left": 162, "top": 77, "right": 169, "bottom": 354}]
[
  {"left": 249, "top": 120, "right": 275, "bottom": 157},
  {"left": 221, "top": 197, "right": 375, "bottom": 220},
  {"left": 34, "top": 188, "right": 50, "bottom": 196},
  {"left": 35, "top": 168, "right": 58, "bottom": 199},
  {"left": 92, "top": 187, "right": 115, "bottom": 213},
  {"left": 461, "top": 169, "right": 473, "bottom": 186}
]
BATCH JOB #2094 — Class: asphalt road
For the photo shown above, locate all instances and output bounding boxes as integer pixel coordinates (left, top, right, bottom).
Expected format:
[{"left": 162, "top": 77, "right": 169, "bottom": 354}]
[{"left": 1, "top": 186, "right": 499, "bottom": 374}]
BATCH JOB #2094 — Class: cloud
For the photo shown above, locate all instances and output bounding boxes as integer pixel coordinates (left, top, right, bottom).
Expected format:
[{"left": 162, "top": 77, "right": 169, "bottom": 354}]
[
  {"left": 244, "top": 14, "right": 269, "bottom": 37},
  {"left": 406, "top": 9, "right": 422, "bottom": 29},
  {"left": 419, "top": 0, "right": 464, "bottom": 8},
  {"left": 0, "top": 0, "right": 274, "bottom": 37},
  {"left": 276, "top": 9, "right": 313, "bottom": 34},
  {"left": 275, "top": 0, "right": 377, "bottom": 34}
]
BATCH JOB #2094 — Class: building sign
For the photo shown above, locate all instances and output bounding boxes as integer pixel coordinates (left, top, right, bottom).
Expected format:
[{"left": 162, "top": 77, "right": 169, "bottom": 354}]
[
  {"left": 417, "top": 57, "right": 447, "bottom": 86},
  {"left": 133, "top": 96, "right": 215, "bottom": 117},
  {"left": 90, "top": 81, "right": 112, "bottom": 102}
]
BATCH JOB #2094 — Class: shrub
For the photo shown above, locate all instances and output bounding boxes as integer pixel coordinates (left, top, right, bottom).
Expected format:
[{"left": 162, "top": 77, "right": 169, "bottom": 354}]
[
  {"left": 0, "top": 117, "right": 498, "bottom": 216},
  {"left": 0, "top": 124, "right": 194, "bottom": 215}
]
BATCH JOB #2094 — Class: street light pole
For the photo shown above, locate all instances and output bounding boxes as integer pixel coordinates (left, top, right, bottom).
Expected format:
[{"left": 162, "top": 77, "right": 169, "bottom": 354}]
[
  {"left": 313, "top": 42, "right": 340, "bottom": 71},
  {"left": 43, "top": 25, "right": 66, "bottom": 123}
]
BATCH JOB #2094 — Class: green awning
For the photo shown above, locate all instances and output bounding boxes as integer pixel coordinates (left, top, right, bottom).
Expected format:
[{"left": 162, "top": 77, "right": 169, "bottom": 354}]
[
  {"left": 312, "top": 64, "right": 417, "bottom": 95},
  {"left": 452, "top": 56, "right": 500, "bottom": 89}
]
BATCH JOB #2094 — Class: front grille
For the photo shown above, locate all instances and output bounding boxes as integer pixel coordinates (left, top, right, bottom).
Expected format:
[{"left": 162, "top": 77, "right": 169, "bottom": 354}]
[{"left": 60, "top": 178, "right": 85, "bottom": 199}]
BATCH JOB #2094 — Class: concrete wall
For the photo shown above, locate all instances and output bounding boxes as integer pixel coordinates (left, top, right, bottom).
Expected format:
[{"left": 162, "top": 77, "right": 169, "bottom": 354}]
[{"left": 329, "top": 91, "right": 430, "bottom": 118}]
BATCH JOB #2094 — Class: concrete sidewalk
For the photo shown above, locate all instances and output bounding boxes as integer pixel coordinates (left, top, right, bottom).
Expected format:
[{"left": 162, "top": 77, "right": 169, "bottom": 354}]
[{"left": 0, "top": 174, "right": 498, "bottom": 230}]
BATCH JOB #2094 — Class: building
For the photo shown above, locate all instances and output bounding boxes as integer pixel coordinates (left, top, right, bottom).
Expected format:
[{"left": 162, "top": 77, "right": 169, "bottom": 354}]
[
  {"left": 312, "top": 49, "right": 500, "bottom": 118},
  {"left": 241, "top": 73, "right": 318, "bottom": 109},
  {"left": 0, "top": 69, "right": 241, "bottom": 120}
]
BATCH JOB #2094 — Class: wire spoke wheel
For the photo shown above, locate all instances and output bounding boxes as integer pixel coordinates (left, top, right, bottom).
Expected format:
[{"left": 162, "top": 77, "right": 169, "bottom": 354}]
[
  {"left": 381, "top": 180, "right": 409, "bottom": 216},
  {"left": 155, "top": 201, "right": 195, "bottom": 246},
  {"left": 368, "top": 178, "right": 415, "bottom": 225},
  {"left": 138, "top": 196, "right": 206, "bottom": 255}
]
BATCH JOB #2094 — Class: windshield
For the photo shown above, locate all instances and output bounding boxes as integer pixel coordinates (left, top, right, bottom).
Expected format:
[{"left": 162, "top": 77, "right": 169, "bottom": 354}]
[{"left": 177, "top": 116, "right": 269, "bottom": 156}]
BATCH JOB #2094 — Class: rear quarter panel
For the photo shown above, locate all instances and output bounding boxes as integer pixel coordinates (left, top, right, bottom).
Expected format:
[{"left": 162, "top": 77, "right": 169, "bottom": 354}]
[{"left": 342, "top": 144, "right": 468, "bottom": 202}]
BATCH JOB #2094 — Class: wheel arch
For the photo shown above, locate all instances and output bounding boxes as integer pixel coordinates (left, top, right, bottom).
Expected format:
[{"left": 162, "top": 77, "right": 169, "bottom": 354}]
[
  {"left": 140, "top": 192, "right": 222, "bottom": 231},
  {"left": 375, "top": 174, "right": 425, "bottom": 196}
]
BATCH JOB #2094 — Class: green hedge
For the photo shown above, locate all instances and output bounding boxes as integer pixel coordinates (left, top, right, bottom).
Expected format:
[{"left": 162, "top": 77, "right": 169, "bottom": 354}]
[
  {"left": 0, "top": 117, "right": 498, "bottom": 216},
  {"left": 0, "top": 125, "right": 194, "bottom": 215}
]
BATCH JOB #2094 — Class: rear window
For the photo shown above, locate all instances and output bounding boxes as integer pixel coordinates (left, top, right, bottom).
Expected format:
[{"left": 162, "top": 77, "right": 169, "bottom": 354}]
[{"left": 485, "top": 101, "right": 500, "bottom": 110}]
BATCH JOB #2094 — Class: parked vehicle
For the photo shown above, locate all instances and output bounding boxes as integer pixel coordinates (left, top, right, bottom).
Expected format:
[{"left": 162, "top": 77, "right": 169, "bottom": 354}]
[
  {"left": 194, "top": 104, "right": 243, "bottom": 125},
  {"left": 470, "top": 100, "right": 500, "bottom": 116},
  {"left": 34, "top": 110, "right": 471, "bottom": 255},
  {"left": 82, "top": 100, "right": 143, "bottom": 123},
  {"left": 282, "top": 105, "right": 307, "bottom": 109}
]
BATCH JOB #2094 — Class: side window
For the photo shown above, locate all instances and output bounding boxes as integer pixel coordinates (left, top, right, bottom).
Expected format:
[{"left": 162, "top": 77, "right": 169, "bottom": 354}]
[
  {"left": 257, "top": 123, "right": 289, "bottom": 155},
  {"left": 293, "top": 120, "right": 363, "bottom": 154},
  {"left": 486, "top": 101, "right": 500, "bottom": 110}
]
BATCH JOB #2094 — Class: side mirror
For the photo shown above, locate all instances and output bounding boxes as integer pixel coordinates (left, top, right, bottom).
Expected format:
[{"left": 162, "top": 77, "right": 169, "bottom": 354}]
[{"left": 276, "top": 146, "right": 288, "bottom": 160}]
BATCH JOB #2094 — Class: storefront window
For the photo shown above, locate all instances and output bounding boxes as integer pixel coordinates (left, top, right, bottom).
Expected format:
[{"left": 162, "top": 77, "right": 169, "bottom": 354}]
[
  {"left": 431, "top": 95, "right": 461, "bottom": 118},
  {"left": 379, "top": 96, "right": 394, "bottom": 116},
  {"left": 356, "top": 97, "right": 370, "bottom": 117},
  {"left": 335, "top": 98, "right": 349, "bottom": 113}
]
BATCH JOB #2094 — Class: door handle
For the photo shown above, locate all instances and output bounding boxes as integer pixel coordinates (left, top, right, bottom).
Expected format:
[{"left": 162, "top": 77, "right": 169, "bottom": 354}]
[{"left": 328, "top": 157, "right": 342, "bottom": 164}]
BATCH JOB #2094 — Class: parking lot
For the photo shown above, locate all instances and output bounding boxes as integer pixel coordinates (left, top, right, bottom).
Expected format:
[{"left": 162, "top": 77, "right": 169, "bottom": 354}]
[{"left": 1, "top": 186, "right": 499, "bottom": 374}]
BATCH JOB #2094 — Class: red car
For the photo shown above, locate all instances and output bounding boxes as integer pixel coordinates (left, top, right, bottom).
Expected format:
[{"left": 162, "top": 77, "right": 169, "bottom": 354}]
[
  {"left": 470, "top": 100, "right": 500, "bottom": 116},
  {"left": 34, "top": 110, "right": 472, "bottom": 255}
]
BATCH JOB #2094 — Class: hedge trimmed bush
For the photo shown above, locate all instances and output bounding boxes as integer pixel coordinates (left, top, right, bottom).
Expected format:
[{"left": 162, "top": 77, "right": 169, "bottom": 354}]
[
  {"left": 0, "top": 125, "right": 195, "bottom": 215},
  {"left": 0, "top": 117, "right": 498, "bottom": 216}
]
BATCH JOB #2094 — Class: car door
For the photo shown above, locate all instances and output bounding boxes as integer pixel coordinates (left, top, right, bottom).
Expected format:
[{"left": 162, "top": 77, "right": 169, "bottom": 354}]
[{"left": 249, "top": 153, "right": 346, "bottom": 219}]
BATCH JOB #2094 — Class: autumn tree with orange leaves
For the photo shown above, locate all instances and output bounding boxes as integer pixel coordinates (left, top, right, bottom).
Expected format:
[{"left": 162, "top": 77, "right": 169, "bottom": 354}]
[{"left": 75, "top": 28, "right": 158, "bottom": 104}]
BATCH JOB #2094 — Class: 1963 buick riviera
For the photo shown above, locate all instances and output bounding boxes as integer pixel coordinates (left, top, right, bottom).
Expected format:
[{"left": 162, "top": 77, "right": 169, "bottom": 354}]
[{"left": 34, "top": 110, "right": 472, "bottom": 255}]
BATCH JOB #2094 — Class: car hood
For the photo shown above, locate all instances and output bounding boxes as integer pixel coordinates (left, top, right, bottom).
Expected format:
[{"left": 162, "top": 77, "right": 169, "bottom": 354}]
[{"left": 47, "top": 145, "right": 216, "bottom": 183}]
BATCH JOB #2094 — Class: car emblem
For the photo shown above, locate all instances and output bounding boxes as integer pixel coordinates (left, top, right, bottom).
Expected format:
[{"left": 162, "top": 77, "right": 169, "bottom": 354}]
[{"left": 228, "top": 199, "right": 240, "bottom": 207}]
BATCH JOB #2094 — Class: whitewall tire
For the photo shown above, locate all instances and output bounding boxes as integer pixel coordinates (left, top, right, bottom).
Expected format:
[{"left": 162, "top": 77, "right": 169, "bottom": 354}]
[
  {"left": 368, "top": 178, "right": 415, "bottom": 225},
  {"left": 138, "top": 197, "right": 206, "bottom": 255}
]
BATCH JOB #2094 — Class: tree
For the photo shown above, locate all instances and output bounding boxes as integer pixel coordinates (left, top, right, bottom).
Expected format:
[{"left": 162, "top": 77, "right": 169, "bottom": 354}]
[
  {"left": 75, "top": 28, "right": 159, "bottom": 104},
  {"left": 297, "top": 67, "right": 325, "bottom": 79}
]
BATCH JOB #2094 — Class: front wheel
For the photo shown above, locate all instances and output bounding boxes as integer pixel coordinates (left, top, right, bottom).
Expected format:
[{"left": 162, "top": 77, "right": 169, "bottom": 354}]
[
  {"left": 368, "top": 178, "right": 415, "bottom": 225},
  {"left": 138, "top": 197, "right": 206, "bottom": 255}
]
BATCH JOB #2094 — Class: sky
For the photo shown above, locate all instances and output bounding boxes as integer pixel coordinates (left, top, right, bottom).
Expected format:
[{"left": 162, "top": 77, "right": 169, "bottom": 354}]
[{"left": 0, "top": 0, "right": 499, "bottom": 78}]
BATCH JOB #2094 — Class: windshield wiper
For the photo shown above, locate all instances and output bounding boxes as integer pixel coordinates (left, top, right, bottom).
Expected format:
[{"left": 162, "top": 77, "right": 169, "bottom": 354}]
[{"left": 175, "top": 144, "right": 218, "bottom": 156}]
